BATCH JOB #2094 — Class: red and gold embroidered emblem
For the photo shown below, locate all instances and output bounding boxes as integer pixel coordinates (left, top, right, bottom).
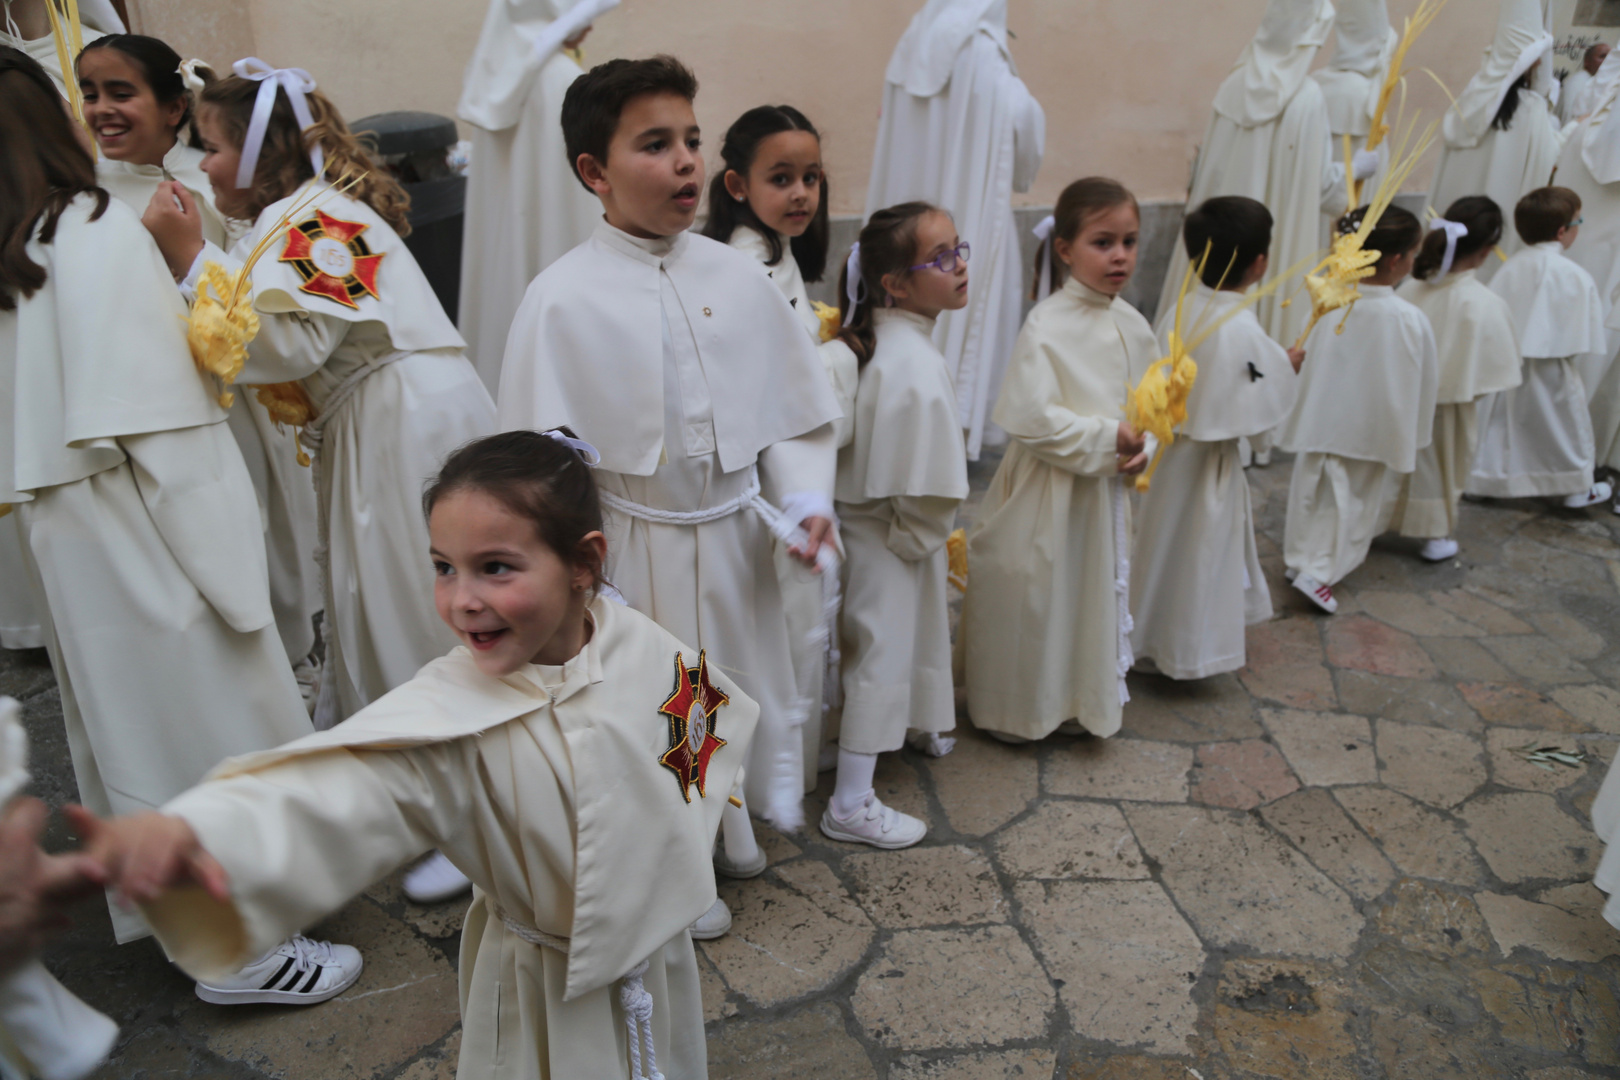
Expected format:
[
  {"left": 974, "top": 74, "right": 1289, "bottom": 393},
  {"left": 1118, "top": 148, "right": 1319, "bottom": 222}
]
[
  {"left": 657, "top": 651, "right": 729, "bottom": 802},
  {"left": 279, "top": 209, "right": 384, "bottom": 310}
]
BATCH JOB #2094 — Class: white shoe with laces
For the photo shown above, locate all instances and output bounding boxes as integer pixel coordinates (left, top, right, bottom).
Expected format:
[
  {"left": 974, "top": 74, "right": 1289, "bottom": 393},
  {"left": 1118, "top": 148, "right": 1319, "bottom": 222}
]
[
  {"left": 689, "top": 898, "right": 732, "bottom": 940},
  {"left": 1419, "top": 537, "right": 1459, "bottom": 562},
  {"left": 1564, "top": 481, "right": 1613, "bottom": 509},
  {"left": 1292, "top": 573, "right": 1339, "bottom": 614},
  {"left": 403, "top": 851, "right": 472, "bottom": 904},
  {"left": 820, "top": 792, "right": 927, "bottom": 849},
  {"left": 193, "top": 935, "right": 363, "bottom": 1006}
]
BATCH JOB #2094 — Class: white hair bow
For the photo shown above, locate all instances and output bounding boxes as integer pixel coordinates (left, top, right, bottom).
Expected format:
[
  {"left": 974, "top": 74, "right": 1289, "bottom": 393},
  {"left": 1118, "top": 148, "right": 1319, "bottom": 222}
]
[
  {"left": 177, "top": 58, "right": 209, "bottom": 94},
  {"left": 231, "top": 57, "right": 324, "bottom": 191},
  {"left": 1430, "top": 218, "right": 1470, "bottom": 278},
  {"left": 1032, "top": 214, "right": 1056, "bottom": 301},
  {"left": 544, "top": 429, "right": 601, "bottom": 467},
  {"left": 842, "top": 242, "right": 863, "bottom": 327}
]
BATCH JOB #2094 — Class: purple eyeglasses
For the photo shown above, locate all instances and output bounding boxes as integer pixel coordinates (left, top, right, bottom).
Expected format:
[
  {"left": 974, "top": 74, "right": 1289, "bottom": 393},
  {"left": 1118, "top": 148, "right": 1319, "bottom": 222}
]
[{"left": 909, "top": 241, "right": 971, "bottom": 274}]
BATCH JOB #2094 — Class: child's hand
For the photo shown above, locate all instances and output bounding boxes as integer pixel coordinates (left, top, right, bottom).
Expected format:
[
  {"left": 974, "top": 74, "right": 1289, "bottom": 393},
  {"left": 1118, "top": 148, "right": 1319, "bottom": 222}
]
[
  {"left": 789, "top": 515, "right": 834, "bottom": 569},
  {"left": 1116, "top": 422, "right": 1149, "bottom": 476},
  {"left": 1287, "top": 346, "right": 1306, "bottom": 373},
  {"left": 141, "top": 181, "right": 206, "bottom": 281},
  {"left": 64, "top": 805, "right": 230, "bottom": 907}
]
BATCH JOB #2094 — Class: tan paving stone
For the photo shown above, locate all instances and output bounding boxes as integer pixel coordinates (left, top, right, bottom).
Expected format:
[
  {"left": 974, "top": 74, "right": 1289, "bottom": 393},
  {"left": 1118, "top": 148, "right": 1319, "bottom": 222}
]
[
  {"left": 1043, "top": 738, "right": 1192, "bottom": 803},
  {"left": 1471, "top": 967, "right": 1590, "bottom": 1060},
  {"left": 1122, "top": 672, "right": 1264, "bottom": 743},
  {"left": 928, "top": 728, "right": 1038, "bottom": 837},
  {"left": 1431, "top": 587, "right": 1533, "bottom": 634},
  {"left": 1334, "top": 669, "right": 1482, "bottom": 732},
  {"left": 1124, "top": 804, "right": 1360, "bottom": 958},
  {"left": 1475, "top": 887, "right": 1620, "bottom": 963},
  {"left": 366, "top": 873, "right": 466, "bottom": 940},
  {"left": 1366, "top": 1007, "right": 1499, "bottom": 1080},
  {"left": 1526, "top": 610, "right": 1607, "bottom": 660},
  {"left": 396, "top": 1032, "right": 460, "bottom": 1080},
  {"left": 1482, "top": 636, "right": 1596, "bottom": 686},
  {"left": 850, "top": 926, "right": 1053, "bottom": 1050},
  {"left": 756, "top": 823, "right": 804, "bottom": 866},
  {"left": 1500, "top": 538, "right": 1608, "bottom": 589},
  {"left": 1460, "top": 792, "right": 1598, "bottom": 884},
  {"left": 1372, "top": 879, "right": 1493, "bottom": 956},
  {"left": 699, "top": 951, "right": 737, "bottom": 1023},
  {"left": 1358, "top": 589, "right": 1488, "bottom": 636},
  {"left": 1014, "top": 879, "right": 1202, "bottom": 1055},
  {"left": 91, "top": 1027, "right": 200, "bottom": 1079},
  {"left": 704, "top": 862, "right": 874, "bottom": 1007},
  {"left": 1507, "top": 959, "right": 1620, "bottom": 1068},
  {"left": 1375, "top": 720, "right": 1486, "bottom": 808},
  {"left": 1238, "top": 616, "right": 1337, "bottom": 710},
  {"left": 1260, "top": 708, "right": 1376, "bottom": 786},
  {"left": 890, "top": 1048, "right": 1058, "bottom": 1079},
  {"left": 1549, "top": 683, "right": 1620, "bottom": 733},
  {"left": 1485, "top": 729, "right": 1594, "bottom": 793},
  {"left": 843, "top": 845, "right": 1005, "bottom": 929},
  {"left": 1324, "top": 615, "right": 1439, "bottom": 679},
  {"left": 1422, "top": 637, "right": 1515, "bottom": 681},
  {"left": 994, "top": 801, "right": 1148, "bottom": 880},
  {"left": 706, "top": 1003, "right": 876, "bottom": 1079},
  {"left": 1518, "top": 515, "right": 1620, "bottom": 560},
  {"left": 1261, "top": 788, "right": 1396, "bottom": 901},
  {"left": 1064, "top": 1055, "right": 1193, "bottom": 1080},
  {"left": 1457, "top": 682, "right": 1583, "bottom": 731},
  {"left": 1187, "top": 738, "right": 1299, "bottom": 809},
  {"left": 1212, "top": 959, "right": 1359, "bottom": 1080},
  {"left": 1465, "top": 572, "right": 1547, "bottom": 613},
  {"left": 1335, "top": 785, "right": 1486, "bottom": 886}
]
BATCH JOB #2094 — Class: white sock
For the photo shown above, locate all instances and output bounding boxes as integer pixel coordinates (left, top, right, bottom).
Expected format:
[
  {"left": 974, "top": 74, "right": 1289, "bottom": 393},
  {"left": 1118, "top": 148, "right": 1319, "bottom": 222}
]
[
  {"left": 830, "top": 749, "right": 879, "bottom": 819},
  {"left": 721, "top": 797, "right": 760, "bottom": 866}
]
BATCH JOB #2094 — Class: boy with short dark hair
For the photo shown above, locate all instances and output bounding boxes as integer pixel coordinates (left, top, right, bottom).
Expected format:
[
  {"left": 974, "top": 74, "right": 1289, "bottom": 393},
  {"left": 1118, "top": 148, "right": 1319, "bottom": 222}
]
[
  {"left": 1130, "top": 196, "right": 1302, "bottom": 677},
  {"left": 497, "top": 55, "right": 843, "bottom": 934},
  {"left": 1469, "top": 186, "right": 1612, "bottom": 508}
]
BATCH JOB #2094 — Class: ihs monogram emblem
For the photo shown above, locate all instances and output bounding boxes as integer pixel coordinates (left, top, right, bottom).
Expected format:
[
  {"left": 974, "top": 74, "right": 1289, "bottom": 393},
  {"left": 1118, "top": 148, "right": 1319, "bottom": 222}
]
[
  {"left": 279, "top": 209, "right": 385, "bottom": 311},
  {"left": 657, "top": 651, "right": 729, "bottom": 802}
]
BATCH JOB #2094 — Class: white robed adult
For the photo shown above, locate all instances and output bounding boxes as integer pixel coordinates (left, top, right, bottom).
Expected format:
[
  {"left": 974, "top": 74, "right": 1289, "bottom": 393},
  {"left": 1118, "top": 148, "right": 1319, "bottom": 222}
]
[
  {"left": 1554, "top": 50, "right": 1620, "bottom": 403},
  {"left": 1312, "top": 0, "right": 1396, "bottom": 222},
  {"left": 865, "top": 0, "right": 1045, "bottom": 459},
  {"left": 2, "top": 196, "right": 312, "bottom": 942},
  {"left": 1426, "top": 0, "right": 1561, "bottom": 281},
  {"left": 1561, "top": 67, "right": 1595, "bottom": 124},
  {"left": 1157, "top": 0, "right": 1350, "bottom": 347},
  {"left": 455, "top": 0, "right": 615, "bottom": 394}
]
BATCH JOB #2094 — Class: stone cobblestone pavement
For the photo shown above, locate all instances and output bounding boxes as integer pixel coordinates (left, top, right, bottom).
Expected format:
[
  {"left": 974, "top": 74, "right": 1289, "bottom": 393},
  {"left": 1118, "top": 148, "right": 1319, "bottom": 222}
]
[{"left": 9, "top": 449, "right": 1620, "bottom": 1078}]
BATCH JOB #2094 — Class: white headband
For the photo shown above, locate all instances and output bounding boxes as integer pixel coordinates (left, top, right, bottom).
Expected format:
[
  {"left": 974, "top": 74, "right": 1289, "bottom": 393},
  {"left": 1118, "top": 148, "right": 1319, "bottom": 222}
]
[
  {"left": 232, "top": 57, "right": 324, "bottom": 190},
  {"left": 177, "top": 58, "right": 208, "bottom": 94},
  {"left": 544, "top": 429, "right": 600, "bottom": 467},
  {"left": 1032, "top": 214, "right": 1056, "bottom": 301},
  {"left": 1430, "top": 218, "right": 1470, "bottom": 278},
  {"left": 842, "top": 242, "right": 863, "bottom": 327}
]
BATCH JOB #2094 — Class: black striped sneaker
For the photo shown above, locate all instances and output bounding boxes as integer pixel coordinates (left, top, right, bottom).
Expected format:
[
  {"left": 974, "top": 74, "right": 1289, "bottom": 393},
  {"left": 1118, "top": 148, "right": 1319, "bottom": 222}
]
[{"left": 194, "top": 935, "right": 363, "bottom": 1006}]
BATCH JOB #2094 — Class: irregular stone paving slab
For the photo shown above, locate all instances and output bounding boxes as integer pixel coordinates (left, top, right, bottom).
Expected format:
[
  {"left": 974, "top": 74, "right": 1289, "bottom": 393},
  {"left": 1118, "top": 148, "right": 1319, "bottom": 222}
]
[
  {"left": 993, "top": 801, "right": 1148, "bottom": 881},
  {"left": 1238, "top": 617, "right": 1337, "bottom": 709},
  {"left": 366, "top": 874, "right": 465, "bottom": 940},
  {"left": 890, "top": 1048, "right": 1057, "bottom": 1079},
  {"left": 1334, "top": 670, "right": 1482, "bottom": 733},
  {"left": 1485, "top": 728, "right": 1594, "bottom": 794},
  {"left": 1464, "top": 572, "right": 1546, "bottom": 613},
  {"left": 1460, "top": 792, "right": 1598, "bottom": 884},
  {"left": 1261, "top": 708, "right": 1376, "bottom": 786},
  {"left": 396, "top": 1032, "right": 459, "bottom": 1080},
  {"left": 1335, "top": 785, "right": 1486, "bottom": 887},
  {"left": 1495, "top": 958, "right": 1620, "bottom": 1068},
  {"left": 1013, "top": 879, "right": 1202, "bottom": 1055},
  {"left": 698, "top": 952, "right": 736, "bottom": 1022},
  {"left": 929, "top": 728, "right": 1038, "bottom": 837},
  {"left": 1468, "top": 965, "right": 1614, "bottom": 1063},
  {"left": 1527, "top": 610, "right": 1607, "bottom": 660},
  {"left": 843, "top": 845, "right": 1005, "bottom": 929},
  {"left": 1124, "top": 804, "right": 1360, "bottom": 958},
  {"left": 1375, "top": 720, "right": 1486, "bottom": 808},
  {"left": 755, "top": 824, "right": 804, "bottom": 866},
  {"left": 1519, "top": 515, "right": 1620, "bottom": 560},
  {"left": 1430, "top": 587, "right": 1532, "bottom": 634},
  {"left": 1325, "top": 615, "right": 1438, "bottom": 679},
  {"left": 1356, "top": 589, "right": 1488, "bottom": 637},
  {"left": 1500, "top": 537, "right": 1608, "bottom": 589},
  {"left": 1121, "top": 672, "right": 1263, "bottom": 743},
  {"left": 175, "top": 898, "right": 460, "bottom": 1080},
  {"left": 706, "top": 1003, "right": 877, "bottom": 1079},
  {"left": 1066, "top": 1055, "right": 1196, "bottom": 1080},
  {"left": 1260, "top": 788, "right": 1396, "bottom": 901},
  {"left": 1549, "top": 684, "right": 1620, "bottom": 734},
  {"left": 1043, "top": 738, "right": 1191, "bottom": 803},
  {"left": 1475, "top": 888, "right": 1620, "bottom": 963},
  {"left": 1212, "top": 958, "right": 1360, "bottom": 1080},
  {"left": 703, "top": 862, "right": 874, "bottom": 1007},
  {"left": 1371, "top": 878, "right": 1493, "bottom": 956},
  {"left": 1367, "top": 1005, "right": 1501, "bottom": 1080},
  {"left": 1422, "top": 637, "right": 1515, "bottom": 682},
  {"left": 1187, "top": 739, "right": 1299, "bottom": 809},
  {"left": 1456, "top": 683, "right": 1583, "bottom": 731},
  {"left": 850, "top": 925, "right": 1052, "bottom": 1050},
  {"left": 1482, "top": 635, "right": 1595, "bottom": 686}
]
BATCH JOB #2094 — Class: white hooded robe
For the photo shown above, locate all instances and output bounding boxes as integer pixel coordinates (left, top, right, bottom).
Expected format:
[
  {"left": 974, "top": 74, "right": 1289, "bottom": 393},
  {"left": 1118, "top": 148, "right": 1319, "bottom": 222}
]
[{"left": 1312, "top": 0, "right": 1396, "bottom": 228}]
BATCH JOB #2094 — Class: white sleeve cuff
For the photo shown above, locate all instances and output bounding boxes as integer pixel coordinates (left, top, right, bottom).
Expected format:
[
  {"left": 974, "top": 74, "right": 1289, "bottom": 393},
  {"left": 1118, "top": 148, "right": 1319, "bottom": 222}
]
[{"left": 779, "top": 489, "right": 835, "bottom": 527}]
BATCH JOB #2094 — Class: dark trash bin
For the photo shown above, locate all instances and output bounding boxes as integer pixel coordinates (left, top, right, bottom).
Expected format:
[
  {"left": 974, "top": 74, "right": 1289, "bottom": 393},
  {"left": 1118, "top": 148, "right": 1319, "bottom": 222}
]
[{"left": 352, "top": 110, "right": 466, "bottom": 325}]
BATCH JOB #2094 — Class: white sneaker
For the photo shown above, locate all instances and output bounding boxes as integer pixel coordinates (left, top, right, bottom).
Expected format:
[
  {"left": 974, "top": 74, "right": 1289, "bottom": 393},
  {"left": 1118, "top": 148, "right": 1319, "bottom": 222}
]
[
  {"left": 906, "top": 731, "right": 956, "bottom": 757},
  {"left": 713, "top": 844, "right": 767, "bottom": 880},
  {"left": 403, "top": 851, "right": 471, "bottom": 904},
  {"left": 1564, "top": 481, "right": 1613, "bottom": 509},
  {"left": 689, "top": 898, "right": 731, "bottom": 940},
  {"left": 1420, "top": 537, "right": 1459, "bottom": 562},
  {"left": 194, "top": 936, "right": 362, "bottom": 1006},
  {"left": 1284, "top": 566, "right": 1298, "bottom": 581},
  {"left": 1253, "top": 448, "right": 1272, "bottom": 467},
  {"left": 1292, "top": 573, "right": 1339, "bottom": 614},
  {"left": 820, "top": 792, "right": 926, "bottom": 850}
]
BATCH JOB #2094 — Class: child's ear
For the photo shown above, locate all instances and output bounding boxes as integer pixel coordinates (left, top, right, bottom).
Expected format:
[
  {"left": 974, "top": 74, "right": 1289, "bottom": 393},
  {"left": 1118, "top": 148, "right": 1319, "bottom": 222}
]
[
  {"left": 1053, "top": 236, "right": 1074, "bottom": 266},
  {"left": 879, "top": 270, "right": 910, "bottom": 302},
  {"left": 576, "top": 154, "right": 611, "bottom": 197},
  {"left": 574, "top": 531, "right": 609, "bottom": 592},
  {"left": 723, "top": 170, "right": 748, "bottom": 204}
]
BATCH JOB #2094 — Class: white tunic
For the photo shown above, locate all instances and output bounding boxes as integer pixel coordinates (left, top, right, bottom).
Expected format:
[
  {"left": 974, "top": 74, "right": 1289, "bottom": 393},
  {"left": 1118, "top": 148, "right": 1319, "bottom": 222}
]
[
  {"left": 1312, "top": 0, "right": 1396, "bottom": 212},
  {"left": 144, "top": 599, "right": 756, "bottom": 1080},
  {"left": 1589, "top": 750, "right": 1620, "bottom": 929},
  {"left": 963, "top": 277, "right": 1156, "bottom": 740},
  {"left": 865, "top": 0, "right": 1045, "bottom": 458},
  {"left": 835, "top": 309, "right": 966, "bottom": 753},
  {"left": 497, "top": 221, "right": 840, "bottom": 828},
  {"left": 1560, "top": 68, "right": 1595, "bottom": 124},
  {"left": 456, "top": 0, "right": 606, "bottom": 394},
  {"left": 2, "top": 197, "right": 311, "bottom": 942},
  {"left": 192, "top": 184, "right": 496, "bottom": 724},
  {"left": 1131, "top": 284, "right": 1298, "bottom": 679},
  {"left": 1556, "top": 55, "right": 1620, "bottom": 394}
]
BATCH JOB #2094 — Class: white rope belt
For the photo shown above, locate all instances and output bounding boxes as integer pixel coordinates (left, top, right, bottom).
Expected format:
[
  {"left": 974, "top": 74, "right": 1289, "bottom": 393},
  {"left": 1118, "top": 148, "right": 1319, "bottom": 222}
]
[
  {"left": 1112, "top": 478, "right": 1134, "bottom": 707},
  {"left": 496, "top": 907, "right": 664, "bottom": 1080}
]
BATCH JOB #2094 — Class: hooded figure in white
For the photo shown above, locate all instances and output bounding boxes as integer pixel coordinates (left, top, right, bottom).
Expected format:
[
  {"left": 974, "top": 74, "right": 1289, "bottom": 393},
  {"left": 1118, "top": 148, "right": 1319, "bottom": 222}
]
[
  {"left": 456, "top": 0, "right": 616, "bottom": 394},
  {"left": 0, "top": 0, "right": 122, "bottom": 96},
  {"left": 1312, "top": 0, "right": 1396, "bottom": 222},
  {"left": 1427, "top": 0, "right": 1561, "bottom": 281},
  {"left": 1157, "top": 0, "right": 1367, "bottom": 347},
  {"left": 865, "top": 0, "right": 1045, "bottom": 459}
]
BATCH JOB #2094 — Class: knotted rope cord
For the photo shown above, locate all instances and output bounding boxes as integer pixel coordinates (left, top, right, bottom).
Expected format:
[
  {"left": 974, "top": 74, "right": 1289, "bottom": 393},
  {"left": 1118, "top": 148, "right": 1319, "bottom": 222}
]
[{"left": 1112, "top": 478, "right": 1134, "bottom": 707}]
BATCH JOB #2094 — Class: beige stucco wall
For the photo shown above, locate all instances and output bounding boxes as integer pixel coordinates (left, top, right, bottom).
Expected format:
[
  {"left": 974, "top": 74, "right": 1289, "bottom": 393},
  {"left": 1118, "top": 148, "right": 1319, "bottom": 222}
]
[{"left": 130, "top": 0, "right": 1612, "bottom": 215}]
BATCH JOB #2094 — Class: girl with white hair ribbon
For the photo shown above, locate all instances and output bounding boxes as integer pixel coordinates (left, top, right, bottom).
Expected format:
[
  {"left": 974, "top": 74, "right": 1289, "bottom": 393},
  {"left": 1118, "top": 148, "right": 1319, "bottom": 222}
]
[{"left": 1392, "top": 198, "right": 1522, "bottom": 560}]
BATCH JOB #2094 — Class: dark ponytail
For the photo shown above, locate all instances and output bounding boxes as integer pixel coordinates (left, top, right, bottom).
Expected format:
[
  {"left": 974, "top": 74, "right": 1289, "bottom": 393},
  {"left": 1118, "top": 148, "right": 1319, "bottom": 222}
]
[
  {"left": 1492, "top": 70, "right": 1532, "bottom": 131},
  {"left": 1334, "top": 203, "right": 1424, "bottom": 272},
  {"left": 1412, "top": 196, "right": 1503, "bottom": 281},
  {"left": 1032, "top": 177, "right": 1139, "bottom": 299},
  {"left": 836, "top": 201, "right": 937, "bottom": 367},
  {"left": 700, "top": 104, "right": 830, "bottom": 282},
  {"left": 77, "top": 34, "right": 214, "bottom": 149}
]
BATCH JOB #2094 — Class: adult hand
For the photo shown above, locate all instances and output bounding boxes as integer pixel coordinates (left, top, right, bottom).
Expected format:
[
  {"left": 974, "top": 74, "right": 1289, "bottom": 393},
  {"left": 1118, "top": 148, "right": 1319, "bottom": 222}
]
[
  {"left": 789, "top": 515, "right": 834, "bottom": 568},
  {"left": 0, "top": 798, "right": 106, "bottom": 978},
  {"left": 142, "top": 181, "right": 206, "bottom": 281}
]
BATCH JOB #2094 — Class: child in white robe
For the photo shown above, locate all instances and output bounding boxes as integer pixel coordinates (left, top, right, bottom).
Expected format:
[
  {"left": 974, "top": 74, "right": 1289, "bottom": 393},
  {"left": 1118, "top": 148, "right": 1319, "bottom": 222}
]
[
  {"left": 822, "top": 202, "right": 968, "bottom": 847},
  {"left": 1131, "top": 197, "right": 1301, "bottom": 680},
  {"left": 78, "top": 36, "right": 322, "bottom": 683},
  {"left": 963, "top": 178, "right": 1154, "bottom": 743},
  {"left": 497, "top": 57, "right": 841, "bottom": 937},
  {"left": 1278, "top": 205, "right": 1438, "bottom": 612},
  {"left": 703, "top": 104, "right": 860, "bottom": 794},
  {"left": 0, "top": 48, "right": 353, "bottom": 1000},
  {"left": 67, "top": 430, "right": 758, "bottom": 1080},
  {"left": 1392, "top": 197, "right": 1523, "bottom": 560},
  {"left": 1469, "top": 186, "right": 1613, "bottom": 508}
]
